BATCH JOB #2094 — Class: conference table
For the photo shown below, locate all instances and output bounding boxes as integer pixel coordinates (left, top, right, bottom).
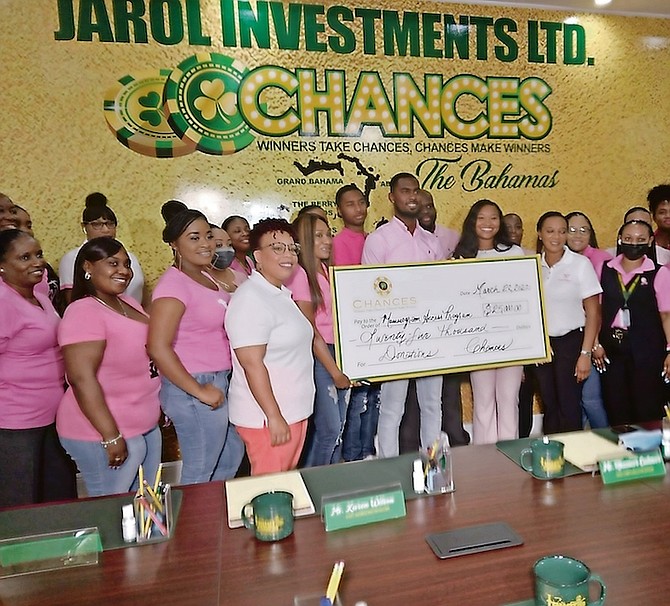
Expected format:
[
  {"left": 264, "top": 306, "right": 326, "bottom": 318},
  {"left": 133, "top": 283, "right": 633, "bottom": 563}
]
[{"left": 0, "top": 443, "right": 668, "bottom": 606}]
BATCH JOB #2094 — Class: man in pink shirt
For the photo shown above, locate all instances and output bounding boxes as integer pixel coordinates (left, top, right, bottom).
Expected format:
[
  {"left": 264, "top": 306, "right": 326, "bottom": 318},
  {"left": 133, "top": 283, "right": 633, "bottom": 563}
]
[
  {"left": 332, "top": 184, "right": 368, "bottom": 266},
  {"left": 331, "top": 184, "right": 380, "bottom": 460},
  {"left": 417, "top": 189, "right": 460, "bottom": 260},
  {"left": 400, "top": 189, "right": 470, "bottom": 448},
  {"left": 361, "top": 173, "right": 444, "bottom": 457}
]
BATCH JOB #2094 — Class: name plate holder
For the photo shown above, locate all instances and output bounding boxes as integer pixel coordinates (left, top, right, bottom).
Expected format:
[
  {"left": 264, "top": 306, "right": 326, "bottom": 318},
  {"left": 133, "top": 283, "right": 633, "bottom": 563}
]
[
  {"left": 321, "top": 483, "right": 406, "bottom": 532},
  {"left": 598, "top": 449, "right": 667, "bottom": 485},
  {"left": 0, "top": 526, "right": 102, "bottom": 578}
]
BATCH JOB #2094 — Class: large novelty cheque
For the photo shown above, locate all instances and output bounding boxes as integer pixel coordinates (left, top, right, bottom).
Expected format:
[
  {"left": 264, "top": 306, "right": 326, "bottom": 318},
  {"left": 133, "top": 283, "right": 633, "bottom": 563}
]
[{"left": 331, "top": 256, "right": 550, "bottom": 382}]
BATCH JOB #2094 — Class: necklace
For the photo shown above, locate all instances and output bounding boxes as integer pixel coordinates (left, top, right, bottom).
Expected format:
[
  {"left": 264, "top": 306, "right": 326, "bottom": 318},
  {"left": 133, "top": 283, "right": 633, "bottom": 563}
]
[
  {"left": 203, "top": 270, "right": 235, "bottom": 293},
  {"left": 91, "top": 295, "right": 128, "bottom": 317}
]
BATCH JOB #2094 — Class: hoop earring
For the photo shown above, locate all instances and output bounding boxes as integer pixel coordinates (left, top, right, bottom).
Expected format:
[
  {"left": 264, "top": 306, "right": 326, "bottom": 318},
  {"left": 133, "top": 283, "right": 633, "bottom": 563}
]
[
  {"left": 173, "top": 249, "right": 182, "bottom": 271},
  {"left": 84, "top": 271, "right": 91, "bottom": 280}
]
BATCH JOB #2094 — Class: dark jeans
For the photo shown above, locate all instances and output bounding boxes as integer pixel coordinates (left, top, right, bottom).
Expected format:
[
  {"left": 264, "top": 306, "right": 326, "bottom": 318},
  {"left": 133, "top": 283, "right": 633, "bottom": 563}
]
[
  {"left": 342, "top": 384, "right": 380, "bottom": 461},
  {"left": 0, "top": 423, "right": 77, "bottom": 509}
]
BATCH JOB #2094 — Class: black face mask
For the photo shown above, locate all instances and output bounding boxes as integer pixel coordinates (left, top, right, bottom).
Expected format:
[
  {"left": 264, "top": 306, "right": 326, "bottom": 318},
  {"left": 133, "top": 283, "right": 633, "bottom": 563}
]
[
  {"left": 619, "top": 242, "right": 649, "bottom": 261},
  {"left": 211, "top": 246, "right": 235, "bottom": 269}
]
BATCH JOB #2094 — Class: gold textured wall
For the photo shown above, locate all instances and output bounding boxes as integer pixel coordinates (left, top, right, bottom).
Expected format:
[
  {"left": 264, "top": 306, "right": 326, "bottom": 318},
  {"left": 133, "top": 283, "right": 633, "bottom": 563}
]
[{"left": 1, "top": 1, "right": 669, "bottom": 286}]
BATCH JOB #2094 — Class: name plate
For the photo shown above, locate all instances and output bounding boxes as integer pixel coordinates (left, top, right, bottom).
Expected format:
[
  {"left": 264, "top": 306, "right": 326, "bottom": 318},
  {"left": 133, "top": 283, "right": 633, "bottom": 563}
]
[
  {"left": 599, "top": 449, "right": 667, "bottom": 485},
  {"left": 323, "top": 487, "right": 406, "bottom": 532}
]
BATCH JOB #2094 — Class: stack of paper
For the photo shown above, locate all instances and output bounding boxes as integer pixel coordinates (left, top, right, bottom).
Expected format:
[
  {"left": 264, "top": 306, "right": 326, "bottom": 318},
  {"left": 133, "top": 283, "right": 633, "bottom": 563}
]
[
  {"left": 225, "top": 471, "right": 316, "bottom": 529},
  {"left": 549, "top": 431, "right": 630, "bottom": 471}
]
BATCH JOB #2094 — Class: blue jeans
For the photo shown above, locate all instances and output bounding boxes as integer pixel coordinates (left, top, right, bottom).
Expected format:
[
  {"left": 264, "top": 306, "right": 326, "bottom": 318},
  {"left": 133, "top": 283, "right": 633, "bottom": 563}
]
[
  {"left": 60, "top": 425, "right": 161, "bottom": 497},
  {"left": 304, "top": 345, "right": 350, "bottom": 467},
  {"left": 581, "top": 364, "right": 609, "bottom": 429},
  {"left": 160, "top": 371, "right": 244, "bottom": 484},
  {"left": 342, "top": 384, "right": 380, "bottom": 461}
]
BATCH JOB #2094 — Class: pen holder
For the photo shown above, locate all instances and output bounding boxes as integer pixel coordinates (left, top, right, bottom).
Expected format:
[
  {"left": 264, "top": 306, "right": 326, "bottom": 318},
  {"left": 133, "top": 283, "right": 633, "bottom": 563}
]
[
  {"left": 134, "top": 484, "right": 174, "bottom": 544},
  {"left": 424, "top": 433, "right": 454, "bottom": 495}
]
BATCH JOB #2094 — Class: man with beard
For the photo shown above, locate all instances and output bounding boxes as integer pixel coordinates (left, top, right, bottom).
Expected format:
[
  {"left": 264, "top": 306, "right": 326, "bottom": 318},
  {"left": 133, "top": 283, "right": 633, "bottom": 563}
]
[{"left": 362, "top": 173, "right": 445, "bottom": 457}]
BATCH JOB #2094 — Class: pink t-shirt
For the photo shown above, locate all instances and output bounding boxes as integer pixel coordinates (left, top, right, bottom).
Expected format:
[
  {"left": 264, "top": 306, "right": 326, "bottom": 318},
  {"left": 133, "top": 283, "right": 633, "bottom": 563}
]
[
  {"left": 56, "top": 296, "right": 160, "bottom": 441},
  {"left": 0, "top": 281, "right": 64, "bottom": 429},
  {"left": 152, "top": 267, "right": 232, "bottom": 373},
  {"left": 332, "top": 227, "right": 366, "bottom": 266},
  {"left": 362, "top": 216, "right": 445, "bottom": 264},
  {"left": 583, "top": 245, "right": 613, "bottom": 281},
  {"left": 230, "top": 256, "right": 253, "bottom": 279},
  {"left": 655, "top": 264, "right": 670, "bottom": 312},
  {"left": 286, "top": 264, "right": 334, "bottom": 343},
  {"left": 434, "top": 224, "right": 460, "bottom": 259}
]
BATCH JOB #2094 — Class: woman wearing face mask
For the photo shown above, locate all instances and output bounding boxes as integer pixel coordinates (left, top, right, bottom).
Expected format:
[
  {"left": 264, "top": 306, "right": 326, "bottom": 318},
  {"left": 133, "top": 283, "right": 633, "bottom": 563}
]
[
  {"left": 208, "top": 225, "right": 244, "bottom": 292},
  {"left": 454, "top": 200, "right": 524, "bottom": 444},
  {"left": 148, "top": 204, "right": 244, "bottom": 484},
  {"left": 534, "top": 212, "right": 602, "bottom": 434},
  {"left": 565, "top": 212, "right": 611, "bottom": 430},
  {"left": 596, "top": 220, "right": 668, "bottom": 425},
  {"left": 286, "top": 213, "right": 352, "bottom": 466}
]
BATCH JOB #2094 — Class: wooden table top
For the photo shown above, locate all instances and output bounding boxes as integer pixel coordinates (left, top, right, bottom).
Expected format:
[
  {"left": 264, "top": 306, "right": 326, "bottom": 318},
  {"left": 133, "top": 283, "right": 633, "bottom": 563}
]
[{"left": 1, "top": 444, "right": 668, "bottom": 606}]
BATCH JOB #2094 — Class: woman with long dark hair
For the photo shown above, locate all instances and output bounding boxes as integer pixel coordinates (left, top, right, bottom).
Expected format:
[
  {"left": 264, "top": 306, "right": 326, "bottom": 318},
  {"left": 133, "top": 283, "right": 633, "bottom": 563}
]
[
  {"left": 454, "top": 200, "right": 524, "bottom": 444},
  {"left": 287, "top": 213, "right": 352, "bottom": 466}
]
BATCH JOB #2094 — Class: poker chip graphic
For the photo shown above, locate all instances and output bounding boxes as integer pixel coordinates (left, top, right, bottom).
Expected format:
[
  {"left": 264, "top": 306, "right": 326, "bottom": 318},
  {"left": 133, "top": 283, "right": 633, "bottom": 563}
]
[
  {"left": 164, "top": 53, "right": 255, "bottom": 155},
  {"left": 103, "top": 70, "right": 196, "bottom": 158}
]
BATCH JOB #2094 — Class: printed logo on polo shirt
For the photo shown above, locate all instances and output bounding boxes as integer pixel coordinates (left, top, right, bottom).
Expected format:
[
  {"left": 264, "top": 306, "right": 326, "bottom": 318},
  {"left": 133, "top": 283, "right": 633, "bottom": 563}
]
[{"left": 374, "top": 276, "right": 392, "bottom": 296}]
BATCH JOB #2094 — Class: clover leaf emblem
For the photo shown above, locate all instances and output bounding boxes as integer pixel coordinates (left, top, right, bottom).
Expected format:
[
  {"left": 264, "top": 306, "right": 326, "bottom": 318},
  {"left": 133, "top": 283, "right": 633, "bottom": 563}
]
[
  {"left": 138, "top": 91, "right": 163, "bottom": 127},
  {"left": 194, "top": 79, "right": 237, "bottom": 124}
]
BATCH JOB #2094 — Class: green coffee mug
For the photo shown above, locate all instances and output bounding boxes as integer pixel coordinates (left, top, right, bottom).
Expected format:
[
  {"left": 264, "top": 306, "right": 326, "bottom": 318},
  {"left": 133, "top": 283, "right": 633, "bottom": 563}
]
[
  {"left": 534, "top": 555, "right": 606, "bottom": 606},
  {"left": 521, "top": 438, "right": 565, "bottom": 479},
  {"left": 242, "top": 491, "right": 294, "bottom": 541}
]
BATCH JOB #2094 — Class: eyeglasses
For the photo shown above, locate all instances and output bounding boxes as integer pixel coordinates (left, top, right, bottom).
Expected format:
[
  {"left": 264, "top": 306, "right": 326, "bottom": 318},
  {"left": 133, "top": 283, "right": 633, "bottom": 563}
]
[
  {"left": 85, "top": 220, "right": 116, "bottom": 231},
  {"left": 567, "top": 226, "right": 591, "bottom": 235},
  {"left": 260, "top": 242, "right": 301, "bottom": 255}
]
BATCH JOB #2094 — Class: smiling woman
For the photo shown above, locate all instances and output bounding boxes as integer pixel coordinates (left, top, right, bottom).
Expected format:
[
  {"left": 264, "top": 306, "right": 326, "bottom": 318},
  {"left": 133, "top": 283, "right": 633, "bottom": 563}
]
[
  {"left": 148, "top": 203, "right": 244, "bottom": 485},
  {"left": 56, "top": 237, "right": 161, "bottom": 497},
  {"left": 0, "top": 229, "right": 77, "bottom": 507}
]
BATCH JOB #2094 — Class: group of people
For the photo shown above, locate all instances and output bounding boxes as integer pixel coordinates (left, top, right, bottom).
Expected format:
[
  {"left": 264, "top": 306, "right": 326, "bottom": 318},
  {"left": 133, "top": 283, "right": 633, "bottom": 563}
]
[{"left": 2, "top": 178, "right": 670, "bottom": 509}]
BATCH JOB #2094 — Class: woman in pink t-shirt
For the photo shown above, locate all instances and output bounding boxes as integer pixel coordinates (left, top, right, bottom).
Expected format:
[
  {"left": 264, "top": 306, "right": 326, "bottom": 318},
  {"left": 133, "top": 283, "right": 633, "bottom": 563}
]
[
  {"left": 0, "top": 229, "right": 76, "bottom": 507},
  {"left": 287, "top": 214, "right": 352, "bottom": 466},
  {"left": 223, "top": 215, "right": 254, "bottom": 278},
  {"left": 57, "top": 237, "right": 161, "bottom": 497},
  {"left": 148, "top": 204, "right": 244, "bottom": 485}
]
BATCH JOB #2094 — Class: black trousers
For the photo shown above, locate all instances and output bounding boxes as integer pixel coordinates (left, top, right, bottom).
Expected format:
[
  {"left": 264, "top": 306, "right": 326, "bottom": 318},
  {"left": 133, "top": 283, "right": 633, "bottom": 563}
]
[
  {"left": 601, "top": 339, "right": 666, "bottom": 426},
  {"left": 0, "top": 423, "right": 77, "bottom": 509},
  {"left": 534, "top": 329, "right": 584, "bottom": 434},
  {"left": 518, "top": 365, "right": 536, "bottom": 438}
]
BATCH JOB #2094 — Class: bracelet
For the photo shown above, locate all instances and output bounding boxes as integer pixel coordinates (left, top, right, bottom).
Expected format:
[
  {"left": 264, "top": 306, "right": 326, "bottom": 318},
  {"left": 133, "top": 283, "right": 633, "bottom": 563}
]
[
  {"left": 100, "top": 433, "right": 123, "bottom": 449},
  {"left": 579, "top": 349, "right": 592, "bottom": 357},
  {"left": 666, "top": 344, "right": 670, "bottom": 352}
]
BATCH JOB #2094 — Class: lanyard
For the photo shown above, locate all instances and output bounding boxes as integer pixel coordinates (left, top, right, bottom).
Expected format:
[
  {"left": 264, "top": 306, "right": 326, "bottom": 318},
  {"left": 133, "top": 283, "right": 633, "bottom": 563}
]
[{"left": 617, "top": 273, "right": 640, "bottom": 308}]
